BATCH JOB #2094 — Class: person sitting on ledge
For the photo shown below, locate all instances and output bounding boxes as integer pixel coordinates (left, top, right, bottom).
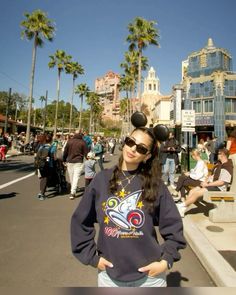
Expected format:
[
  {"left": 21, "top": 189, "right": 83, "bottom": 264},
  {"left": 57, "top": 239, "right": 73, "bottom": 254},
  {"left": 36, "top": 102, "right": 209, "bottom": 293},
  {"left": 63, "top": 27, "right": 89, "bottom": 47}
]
[
  {"left": 176, "top": 148, "right": 233, "bottom": 217},
  {"left": 172, "top": 149, "right": 208, "bottom": 202}
]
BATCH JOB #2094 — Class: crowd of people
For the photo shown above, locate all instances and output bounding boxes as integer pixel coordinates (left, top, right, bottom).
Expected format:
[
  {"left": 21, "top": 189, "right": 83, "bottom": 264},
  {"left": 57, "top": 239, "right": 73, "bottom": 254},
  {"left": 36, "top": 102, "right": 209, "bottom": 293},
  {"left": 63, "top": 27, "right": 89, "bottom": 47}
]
[{"left": 2, "top": 121, "right": 236, "bottom": 287}]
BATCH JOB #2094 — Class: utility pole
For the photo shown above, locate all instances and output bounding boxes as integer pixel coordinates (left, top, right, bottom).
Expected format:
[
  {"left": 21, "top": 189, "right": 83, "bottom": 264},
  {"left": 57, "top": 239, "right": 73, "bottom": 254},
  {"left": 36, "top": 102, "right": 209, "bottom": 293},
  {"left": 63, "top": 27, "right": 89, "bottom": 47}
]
[
  {"left": 4, "top": 88, "right": 11, "bottom": 133},
  {"left": 43, "top": 90, "right": 48, "bottom": 133}
]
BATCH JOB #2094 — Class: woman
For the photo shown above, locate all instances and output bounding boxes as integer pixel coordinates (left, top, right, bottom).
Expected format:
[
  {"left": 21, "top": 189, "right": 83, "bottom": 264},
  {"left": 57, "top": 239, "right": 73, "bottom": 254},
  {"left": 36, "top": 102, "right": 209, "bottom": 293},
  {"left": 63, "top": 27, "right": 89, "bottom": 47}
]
[
  {"left": 34, "top": 134, "right": 54, "bottom": 200},
  {"left": 172, "top": 149, "right": 208, "bottom": 201},
  {"left": 71, "top": 113, "right": 186, "bottom": 287},
  {"left": 226, "top": 129, "right": 236, "bottom": 155}
]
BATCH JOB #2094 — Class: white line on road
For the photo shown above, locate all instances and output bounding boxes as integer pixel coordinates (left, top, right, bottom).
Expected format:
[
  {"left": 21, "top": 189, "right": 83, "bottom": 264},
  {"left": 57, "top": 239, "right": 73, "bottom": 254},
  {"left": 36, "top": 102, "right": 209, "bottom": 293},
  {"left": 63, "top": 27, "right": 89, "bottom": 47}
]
[{"left": 0, "top": 172, "right": 35, "bottom": 190}]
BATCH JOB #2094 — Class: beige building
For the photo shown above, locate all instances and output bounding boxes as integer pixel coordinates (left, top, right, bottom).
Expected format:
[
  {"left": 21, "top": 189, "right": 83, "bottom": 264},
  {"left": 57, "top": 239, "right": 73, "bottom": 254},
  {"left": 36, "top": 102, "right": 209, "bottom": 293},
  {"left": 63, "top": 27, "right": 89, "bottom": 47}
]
[
  {"left": 142, "top": 67, "right": 171, "bottom": 126},
  {"left": 95, "top": 71, "right": 120, "bottom": 122}
]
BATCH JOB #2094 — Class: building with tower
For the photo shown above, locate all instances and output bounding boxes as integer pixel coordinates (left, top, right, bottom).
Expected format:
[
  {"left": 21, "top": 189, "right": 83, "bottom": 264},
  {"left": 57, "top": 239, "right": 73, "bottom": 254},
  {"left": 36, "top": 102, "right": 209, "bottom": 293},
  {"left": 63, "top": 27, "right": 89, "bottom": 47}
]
[
  {"left": 176, "top": 38, "right": 236, "bottom": 145},
  {"left": 95, "top": 71, "right": 120, "bottom": 122}
]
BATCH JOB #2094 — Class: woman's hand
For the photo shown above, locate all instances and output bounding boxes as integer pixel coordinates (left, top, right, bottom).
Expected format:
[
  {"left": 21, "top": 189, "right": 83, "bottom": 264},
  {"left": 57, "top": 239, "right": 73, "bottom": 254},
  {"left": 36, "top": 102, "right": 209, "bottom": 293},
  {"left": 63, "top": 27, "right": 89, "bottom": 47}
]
[
  {"left": 138, "top": 260, "right": 168, "bottom": 277},
  {"left": 97, "top": 257, "right": 113, "bottom": 271}
]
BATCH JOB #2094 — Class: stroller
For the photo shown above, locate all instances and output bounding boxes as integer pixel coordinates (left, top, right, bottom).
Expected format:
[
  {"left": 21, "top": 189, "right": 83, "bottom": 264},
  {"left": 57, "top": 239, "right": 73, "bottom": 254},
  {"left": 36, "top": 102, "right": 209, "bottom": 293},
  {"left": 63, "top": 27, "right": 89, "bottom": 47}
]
[{"left": 46, "top": 159, "right": 68, "bottom": 195}]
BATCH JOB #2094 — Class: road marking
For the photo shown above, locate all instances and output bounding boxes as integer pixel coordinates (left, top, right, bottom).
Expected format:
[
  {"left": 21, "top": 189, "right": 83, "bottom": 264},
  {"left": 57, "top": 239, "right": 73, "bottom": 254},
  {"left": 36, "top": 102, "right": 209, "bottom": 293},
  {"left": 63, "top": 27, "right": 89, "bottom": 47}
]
[{"left": 0, "top": 172, "right": 35, "bottom": 190}]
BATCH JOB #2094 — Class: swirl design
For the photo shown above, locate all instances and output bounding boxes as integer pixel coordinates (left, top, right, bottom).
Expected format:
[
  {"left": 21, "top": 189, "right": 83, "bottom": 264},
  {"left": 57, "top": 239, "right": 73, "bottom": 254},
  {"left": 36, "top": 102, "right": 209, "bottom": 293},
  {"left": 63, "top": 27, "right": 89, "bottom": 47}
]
[
  {"left": 127, "top": 210, "right": 144, "bottom": 228},
  {"left": 107, "top": 197, "right": 119, "bottom": 209}
]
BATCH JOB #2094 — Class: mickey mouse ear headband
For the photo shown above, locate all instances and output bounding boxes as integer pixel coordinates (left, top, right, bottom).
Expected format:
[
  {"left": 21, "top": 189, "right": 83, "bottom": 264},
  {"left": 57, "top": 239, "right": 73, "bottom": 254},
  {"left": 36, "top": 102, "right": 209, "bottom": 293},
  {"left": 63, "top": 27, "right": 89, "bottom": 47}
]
[{"left": 131, "top": 111, "right": 169, "bottom": 142}]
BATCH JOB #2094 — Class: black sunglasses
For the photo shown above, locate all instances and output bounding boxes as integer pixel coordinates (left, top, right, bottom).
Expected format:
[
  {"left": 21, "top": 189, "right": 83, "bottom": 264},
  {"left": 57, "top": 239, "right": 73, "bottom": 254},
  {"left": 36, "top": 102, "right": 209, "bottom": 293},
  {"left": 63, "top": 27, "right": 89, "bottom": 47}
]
[{"left": 124, "top": 137, "right": 149, "bottom": 155}]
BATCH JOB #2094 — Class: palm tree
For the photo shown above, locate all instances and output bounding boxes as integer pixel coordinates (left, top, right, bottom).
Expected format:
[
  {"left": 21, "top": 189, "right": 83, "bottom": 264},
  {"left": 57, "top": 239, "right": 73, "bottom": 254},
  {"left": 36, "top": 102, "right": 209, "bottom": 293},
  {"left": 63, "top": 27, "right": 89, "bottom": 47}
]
[
  {"left": 48, "top": 50, "right": 72, "bottom": 137},
  {"left": 120, "top": 50, "right": 148, "bottom": 113},
  {"left": 74, "top": 83, "right": 90, "bottom": 132},
  {"left": 86, "top": 91, "right": 100, "bottom": 134},
  {"left": 20, "top": 9, "right": 55, "bottom": 143},
  {"left": 126, "top": 17, "right": 159, "bottom": 110},
  {"left": 66, "top": 61, "right": 84, "bottom": 133}
]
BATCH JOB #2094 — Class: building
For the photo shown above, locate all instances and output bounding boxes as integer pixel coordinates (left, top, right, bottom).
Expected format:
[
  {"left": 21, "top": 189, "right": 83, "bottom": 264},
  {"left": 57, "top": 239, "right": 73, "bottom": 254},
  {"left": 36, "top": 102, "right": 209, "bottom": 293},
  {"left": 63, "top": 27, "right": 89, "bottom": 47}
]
[
  {"left": 142, "top": 67, "right": 172, "bottom": 127},
  {"left": 95, "top": 71, "right": 120, "bottom": 122},
  {"left": 180, "top": 38, "right": 236, "bottom": 145}
]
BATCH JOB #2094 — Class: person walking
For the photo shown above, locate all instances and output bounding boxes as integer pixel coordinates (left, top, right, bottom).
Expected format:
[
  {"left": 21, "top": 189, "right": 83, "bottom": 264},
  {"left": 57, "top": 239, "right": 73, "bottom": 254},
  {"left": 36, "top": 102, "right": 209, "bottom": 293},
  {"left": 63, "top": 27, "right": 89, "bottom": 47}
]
[
  {"left": 71, "top": 113, "right": 186, "bottom": 287},
  {"left": 34, "top": 134, "right": 55, "bottom": 201},
  {"left": 84, "top": 152, "right": 96, "bottom": 187},
  {"left": 161, "top": 132, "right": 181, "bottom": 189},
  {"left": 63, "top": 130, "right": 88, "bottom": 200},
  {"left": 92, "top": 136, "right": 104, "bottom": 171}
]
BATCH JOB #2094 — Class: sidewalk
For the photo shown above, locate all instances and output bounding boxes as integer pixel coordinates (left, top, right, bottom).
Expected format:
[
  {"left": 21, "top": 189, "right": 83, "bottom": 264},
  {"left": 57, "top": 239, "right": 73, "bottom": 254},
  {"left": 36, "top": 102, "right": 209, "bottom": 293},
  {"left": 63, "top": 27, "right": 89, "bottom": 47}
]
[
  {"left": 5, "top": 149, "right": 22, "bottom": 158},
  {"left": 4, "top": 150, "right": 236, "bottom": 286},
  {"left": 182, "top": 203, "right": 236, "bottom": 286}
]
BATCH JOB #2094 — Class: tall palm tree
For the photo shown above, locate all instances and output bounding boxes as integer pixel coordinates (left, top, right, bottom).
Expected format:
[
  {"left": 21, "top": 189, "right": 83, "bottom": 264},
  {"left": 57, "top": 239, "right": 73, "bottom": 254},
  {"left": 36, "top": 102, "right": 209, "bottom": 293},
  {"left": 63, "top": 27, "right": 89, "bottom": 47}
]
[
  {"left": 66, "top": 61, "right": 84, "bottom": 133},
  {"left": 74, "top": 83, "right": 90, "bottom": 132},
  {"left": 120, "top": 50, "right": 148, "bottom": 113},
  {"left": 48, "top": 50, "right": 71, "bottom": 136},
  {"left": 20, "top": 9, "right": 55, "bottom": 143},
  {"left": 126, "top": 17, "right": 159, "bottom": 110},
  {"left": 86, "top": 91, "right": 100, "bottom": 134}
]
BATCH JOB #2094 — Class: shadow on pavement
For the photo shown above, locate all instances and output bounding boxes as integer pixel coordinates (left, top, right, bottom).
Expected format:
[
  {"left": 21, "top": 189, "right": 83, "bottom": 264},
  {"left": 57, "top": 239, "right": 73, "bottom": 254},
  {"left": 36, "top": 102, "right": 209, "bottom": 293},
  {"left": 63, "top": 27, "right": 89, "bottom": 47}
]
[
  {"left": 186, "top": 200, "right": 215, "bottom": 217},
  {"left": 167, "top": 271, "right": 189, "bottom": 286},
  {"left": 0, "top": 192, "right": 18, "bottom": 200}
]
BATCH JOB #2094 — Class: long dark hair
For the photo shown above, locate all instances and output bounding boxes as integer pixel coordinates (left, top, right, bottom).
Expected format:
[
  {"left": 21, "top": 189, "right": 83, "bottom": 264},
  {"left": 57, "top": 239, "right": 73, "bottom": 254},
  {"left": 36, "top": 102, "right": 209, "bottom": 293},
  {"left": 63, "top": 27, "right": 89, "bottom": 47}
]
[{"left": 109, "top": 127, "right": 162, "bottom": 212}]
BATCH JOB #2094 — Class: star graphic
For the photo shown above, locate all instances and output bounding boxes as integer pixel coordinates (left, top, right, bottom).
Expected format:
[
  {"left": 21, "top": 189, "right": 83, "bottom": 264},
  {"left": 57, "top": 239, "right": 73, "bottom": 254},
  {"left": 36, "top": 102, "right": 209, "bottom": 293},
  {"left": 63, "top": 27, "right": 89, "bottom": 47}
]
[
  {"left": 104, "top": 216, "right": 109, "bottom": 224},
  {"left": 119, "top": 189, "right": 126, "bottom": 198},
  {"left": 137, "top": 201, "right": 144, "bottom": 209}
]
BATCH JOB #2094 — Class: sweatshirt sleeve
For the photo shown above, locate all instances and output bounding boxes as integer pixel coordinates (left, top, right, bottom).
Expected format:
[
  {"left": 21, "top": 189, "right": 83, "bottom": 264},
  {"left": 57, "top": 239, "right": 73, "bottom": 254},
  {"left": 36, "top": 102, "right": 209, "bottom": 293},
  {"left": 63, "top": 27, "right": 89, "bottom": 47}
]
[
  {"left": 157, "top": 185, "right": 186, "bottom": 267},
  {"left": 70, "top": 182, "right": 100, "bottom": 268}
]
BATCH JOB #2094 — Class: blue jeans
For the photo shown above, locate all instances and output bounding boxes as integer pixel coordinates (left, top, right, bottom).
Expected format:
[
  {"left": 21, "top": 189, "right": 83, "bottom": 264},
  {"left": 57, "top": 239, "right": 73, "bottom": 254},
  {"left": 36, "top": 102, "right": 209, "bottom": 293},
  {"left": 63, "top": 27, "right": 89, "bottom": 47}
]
[
  {"left": 163, "top": 158, "right": 176, "bottom": 185},
  {"left": 98, "top": 270, "right": 167, "bottom": 287}
]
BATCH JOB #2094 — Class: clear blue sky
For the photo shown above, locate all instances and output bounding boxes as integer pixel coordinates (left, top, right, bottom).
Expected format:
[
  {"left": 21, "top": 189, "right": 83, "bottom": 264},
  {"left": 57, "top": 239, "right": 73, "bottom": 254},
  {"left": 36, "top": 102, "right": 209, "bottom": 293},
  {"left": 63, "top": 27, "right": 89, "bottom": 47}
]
[{"left": 1, "top": 0, "right": 236, "bottom": 109}]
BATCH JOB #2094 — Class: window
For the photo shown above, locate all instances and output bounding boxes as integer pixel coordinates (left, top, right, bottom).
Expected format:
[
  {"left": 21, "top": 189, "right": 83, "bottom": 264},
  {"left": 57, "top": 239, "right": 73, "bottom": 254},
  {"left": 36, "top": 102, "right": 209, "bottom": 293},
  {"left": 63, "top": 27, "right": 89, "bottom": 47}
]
[
  {"left": 204, "top": 100, "right": 213, "bottom": 112},
  {"left": 149, "top": 84, "right": 152, "bottom": 91},
  {"left": 192, "top": 100, "right": 201, "bottom": 113},
  {"left": 154, "top": 84, "right": 156, "bottom": 91}
]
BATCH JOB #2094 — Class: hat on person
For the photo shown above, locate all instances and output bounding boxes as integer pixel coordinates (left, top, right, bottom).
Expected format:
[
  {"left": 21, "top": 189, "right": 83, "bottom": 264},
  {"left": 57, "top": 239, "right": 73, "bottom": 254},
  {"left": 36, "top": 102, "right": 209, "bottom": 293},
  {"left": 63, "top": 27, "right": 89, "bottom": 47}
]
[{"left": 87, "top": 152, "right": 95, "bottom": 159}]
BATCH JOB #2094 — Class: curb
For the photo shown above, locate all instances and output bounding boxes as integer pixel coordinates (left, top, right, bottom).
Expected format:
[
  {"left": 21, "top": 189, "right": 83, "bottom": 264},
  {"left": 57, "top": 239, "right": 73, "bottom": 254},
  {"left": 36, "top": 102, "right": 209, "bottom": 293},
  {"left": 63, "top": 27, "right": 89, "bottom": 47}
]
[{"left": 183, "top": 215, "right": 236, "bottom": 287}]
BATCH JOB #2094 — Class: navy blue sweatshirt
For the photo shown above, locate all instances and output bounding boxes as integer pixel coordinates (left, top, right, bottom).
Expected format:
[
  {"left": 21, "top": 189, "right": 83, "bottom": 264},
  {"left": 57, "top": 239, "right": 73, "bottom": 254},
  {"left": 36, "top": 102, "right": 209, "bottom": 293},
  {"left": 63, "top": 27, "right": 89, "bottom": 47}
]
[{"left": 71, "top": 167, "right": 186, "bottom": 282}]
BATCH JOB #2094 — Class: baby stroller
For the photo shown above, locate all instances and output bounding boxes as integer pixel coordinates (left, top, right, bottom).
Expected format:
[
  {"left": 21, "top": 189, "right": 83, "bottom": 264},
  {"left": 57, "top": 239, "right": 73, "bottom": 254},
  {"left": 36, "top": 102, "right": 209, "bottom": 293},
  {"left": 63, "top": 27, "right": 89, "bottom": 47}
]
[{"left": 46, "top": 159, "right": 68, "bottom": 195}]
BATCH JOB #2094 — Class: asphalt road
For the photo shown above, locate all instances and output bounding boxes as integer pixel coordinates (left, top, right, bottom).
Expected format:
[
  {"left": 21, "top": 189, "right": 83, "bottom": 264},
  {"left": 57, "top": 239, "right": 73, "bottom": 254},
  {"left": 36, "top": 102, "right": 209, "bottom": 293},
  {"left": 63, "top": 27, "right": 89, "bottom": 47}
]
[{"left": 0, "top": 152, "right": 215, "bottom": 287}]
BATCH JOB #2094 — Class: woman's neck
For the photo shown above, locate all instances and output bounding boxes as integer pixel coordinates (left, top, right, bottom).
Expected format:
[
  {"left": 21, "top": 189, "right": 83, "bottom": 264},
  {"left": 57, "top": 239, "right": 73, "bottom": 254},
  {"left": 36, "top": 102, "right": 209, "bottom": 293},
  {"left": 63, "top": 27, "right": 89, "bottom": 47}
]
[{"left": 121, "top": 161, "right": 139, "bottom": 171}]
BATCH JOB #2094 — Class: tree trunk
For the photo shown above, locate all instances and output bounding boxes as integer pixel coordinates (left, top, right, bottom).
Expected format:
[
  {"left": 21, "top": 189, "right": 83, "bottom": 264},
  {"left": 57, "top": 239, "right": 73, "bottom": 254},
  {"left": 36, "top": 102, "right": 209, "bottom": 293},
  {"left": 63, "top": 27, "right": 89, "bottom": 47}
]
[
  {"left": 26, "top": 37, "right": 37, "bottom": 143},
  {"left": 137, "top": 48, "right": 142, "bottom": 111},
  {"left": 54, "top": 70, "right": 61, "bottom": 137},
  {"left": 78, "top": 95, "right": 83, "bottom": 131},
  {"left": 69, "top": 78, "right": 75, "bottom": 133}
]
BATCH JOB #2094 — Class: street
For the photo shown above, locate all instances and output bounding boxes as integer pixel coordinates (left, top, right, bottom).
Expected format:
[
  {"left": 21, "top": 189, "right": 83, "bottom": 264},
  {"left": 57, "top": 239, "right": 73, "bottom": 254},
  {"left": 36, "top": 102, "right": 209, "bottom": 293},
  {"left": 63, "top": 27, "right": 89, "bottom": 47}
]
[{"left": 0, "top": 151, "right": 215, "bottom": 287}]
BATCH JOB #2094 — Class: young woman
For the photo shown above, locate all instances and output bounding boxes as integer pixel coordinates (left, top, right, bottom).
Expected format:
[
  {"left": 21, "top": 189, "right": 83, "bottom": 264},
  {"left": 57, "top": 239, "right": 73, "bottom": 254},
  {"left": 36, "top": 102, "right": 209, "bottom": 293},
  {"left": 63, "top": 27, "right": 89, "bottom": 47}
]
[{"left": 71, "top": 113, "right": 186, "bottom": 287}]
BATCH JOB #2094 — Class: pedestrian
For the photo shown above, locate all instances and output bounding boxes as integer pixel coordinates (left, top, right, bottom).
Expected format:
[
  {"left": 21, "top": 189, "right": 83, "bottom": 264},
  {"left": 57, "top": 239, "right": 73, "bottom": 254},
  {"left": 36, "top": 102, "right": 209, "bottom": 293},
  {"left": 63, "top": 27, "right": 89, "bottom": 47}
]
[
  {"left": 161, "top": 132, "right": 181, "bottom": 189},
  {"left": 176, "top": 148, "right": 233, "bottom": 217},
  {"left": 34, "top": 134, "right": 55, "bottom": 201},
  {"left": 71, "top": 112, "right": 186, "bottom": 287},
  {"left": 92, "top": 136, "right": 104, "bottom": 170},
  {"left": 205, "top": 135, "right": 218, "bottom": 164},
  {"left": 172, "top": 149, "right": 208, "bottom": 201},
  {"left": 83, "top": 131, "right": 93, "bottom": 151},
  {"left": 226, "top": 129, "right": 236, "bottom": 156},
  {"left": 84, "top": 152, "right": 96, "bottom": 187},
  {"left": 63, "top": 130, "right": 88, "bottom": 200}
]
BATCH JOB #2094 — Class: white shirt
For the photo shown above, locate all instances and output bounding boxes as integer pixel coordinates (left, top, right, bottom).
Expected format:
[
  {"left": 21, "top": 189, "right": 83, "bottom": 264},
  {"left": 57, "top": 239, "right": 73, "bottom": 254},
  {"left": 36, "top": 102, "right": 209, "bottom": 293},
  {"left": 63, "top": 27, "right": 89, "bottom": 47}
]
[{"left": 190, "top": 159, "right": 208, "bottom": 181}]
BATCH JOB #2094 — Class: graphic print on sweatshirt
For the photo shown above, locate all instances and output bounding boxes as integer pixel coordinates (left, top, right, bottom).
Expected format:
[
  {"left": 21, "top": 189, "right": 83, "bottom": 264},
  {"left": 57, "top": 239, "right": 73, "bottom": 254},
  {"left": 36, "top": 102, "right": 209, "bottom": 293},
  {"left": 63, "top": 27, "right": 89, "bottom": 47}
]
[{"left": 103, "top": 189, "right": 145, "bottom": 238}]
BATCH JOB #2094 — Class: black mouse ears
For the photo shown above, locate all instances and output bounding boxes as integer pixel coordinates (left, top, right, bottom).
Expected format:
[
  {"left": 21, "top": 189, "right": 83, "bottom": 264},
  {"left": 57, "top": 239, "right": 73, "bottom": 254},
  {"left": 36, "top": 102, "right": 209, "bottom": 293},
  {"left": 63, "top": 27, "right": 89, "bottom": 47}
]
[{"left": 131, "top": 111, "right": 169, "bottom": 142}]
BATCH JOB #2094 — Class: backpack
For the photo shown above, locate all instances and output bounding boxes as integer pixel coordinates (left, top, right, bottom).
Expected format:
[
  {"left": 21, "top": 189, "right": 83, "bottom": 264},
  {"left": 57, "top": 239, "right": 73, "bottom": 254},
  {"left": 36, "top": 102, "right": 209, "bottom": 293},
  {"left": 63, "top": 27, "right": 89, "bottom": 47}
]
[{"left": 34, "top": 144, "right": 51, "bottom": 169}]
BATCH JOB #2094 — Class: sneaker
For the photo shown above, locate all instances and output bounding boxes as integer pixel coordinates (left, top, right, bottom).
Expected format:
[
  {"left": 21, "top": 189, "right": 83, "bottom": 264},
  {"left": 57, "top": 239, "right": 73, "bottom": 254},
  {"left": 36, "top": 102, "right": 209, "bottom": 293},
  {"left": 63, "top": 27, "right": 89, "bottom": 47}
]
[
  {"left": 172, "top": 191, "right": 181, "bottom": 202},
  {"left": 37, "top": 194, "right": 46, "bottom": 201},
  {"left": 176, "top": 202, "right": 187, "bottom": 218},
  {"left": 69, "top": 194, "right": 75, "bottom": 200},
  {"left": 171, "top": 184, "right": 177, "bottom": 190}
]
